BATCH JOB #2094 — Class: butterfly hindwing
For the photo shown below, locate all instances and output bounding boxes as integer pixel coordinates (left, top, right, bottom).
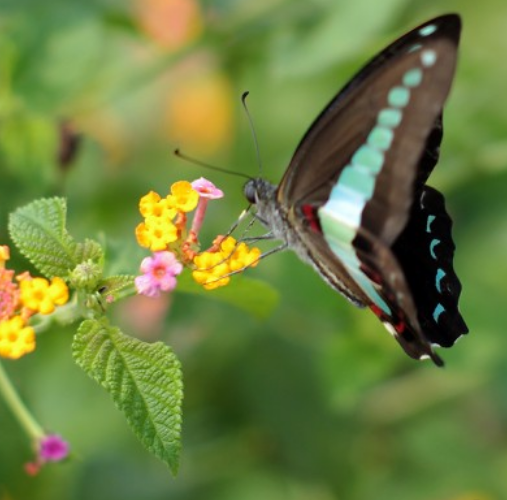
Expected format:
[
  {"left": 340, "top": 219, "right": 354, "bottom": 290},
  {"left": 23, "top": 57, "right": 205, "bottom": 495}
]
[{"left": 391, "top": 185, "right": 469, "bottom": 347}]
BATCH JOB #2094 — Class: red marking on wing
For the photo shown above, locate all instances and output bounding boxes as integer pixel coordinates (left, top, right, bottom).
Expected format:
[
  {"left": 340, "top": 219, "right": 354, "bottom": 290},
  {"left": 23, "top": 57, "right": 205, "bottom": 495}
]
[
  {"left": 394, "top": 321, "right": 406, "bottom": 334},
  {"left": 301, "top": 204, "right": 322, "bottom": 233},
  {"left": 370, "top": 304, "right": 385, "bottom": 319},
  {"left": 370, "top": 304, "right": 406, "bottom": 335}
]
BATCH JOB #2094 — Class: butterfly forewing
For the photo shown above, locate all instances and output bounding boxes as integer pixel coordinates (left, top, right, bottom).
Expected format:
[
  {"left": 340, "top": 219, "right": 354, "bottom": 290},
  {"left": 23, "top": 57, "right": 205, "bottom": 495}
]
[{"left": 278, "top": 15, "right": 460, "bottom": 219}]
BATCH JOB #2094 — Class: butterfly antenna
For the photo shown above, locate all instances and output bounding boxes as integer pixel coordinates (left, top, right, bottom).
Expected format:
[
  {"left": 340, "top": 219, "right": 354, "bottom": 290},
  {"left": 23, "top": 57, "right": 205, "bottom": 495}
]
[
  {"left": 174, "top": 149, "right": 252, "bottom": 180},
  {"left": 241, "top": 91, "right": 263, "bottom": 177}
]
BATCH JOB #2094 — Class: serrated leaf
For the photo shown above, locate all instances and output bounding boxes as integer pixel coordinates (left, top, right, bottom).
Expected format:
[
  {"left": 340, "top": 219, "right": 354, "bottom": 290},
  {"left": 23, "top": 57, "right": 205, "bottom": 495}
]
[
  {"left": 98, "top": 275, "right": 136, "bottom": 300},
  {"left": 72, "top": 318, "right": 183, "bottom": 473},
  {"left": 8, "top": 197, "right": 77, "bottom": 277},
  {"left": 176, "top": 271, "right": 279, "bottom": 320},
  {"left": 74, "top": 238, "right": 104, "bottom": 265}
]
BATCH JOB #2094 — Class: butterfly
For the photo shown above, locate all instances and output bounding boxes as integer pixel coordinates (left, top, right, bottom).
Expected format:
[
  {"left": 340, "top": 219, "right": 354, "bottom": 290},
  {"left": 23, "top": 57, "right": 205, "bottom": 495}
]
[{"left": 243, "top": 14, "right": 468, "bottom": 366}]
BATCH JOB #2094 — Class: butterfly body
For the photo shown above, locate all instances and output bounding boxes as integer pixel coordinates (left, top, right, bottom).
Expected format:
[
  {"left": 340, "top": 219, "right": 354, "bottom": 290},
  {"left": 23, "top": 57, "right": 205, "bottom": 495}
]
[
  {"left": 245, "top": 177, "right": 369, "bottom": 307},
  {"left": 244, "top": 14, "right": 468, "bottom": 365}
]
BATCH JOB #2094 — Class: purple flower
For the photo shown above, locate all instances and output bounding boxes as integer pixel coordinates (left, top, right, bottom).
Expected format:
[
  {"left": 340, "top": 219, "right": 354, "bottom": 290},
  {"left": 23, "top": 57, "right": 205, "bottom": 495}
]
[
  {"left": 135, "top": 251, "right": 183, "bottom": 298},
  {"left": 39, "top": 434, "right": 70, "bottom": 462}
]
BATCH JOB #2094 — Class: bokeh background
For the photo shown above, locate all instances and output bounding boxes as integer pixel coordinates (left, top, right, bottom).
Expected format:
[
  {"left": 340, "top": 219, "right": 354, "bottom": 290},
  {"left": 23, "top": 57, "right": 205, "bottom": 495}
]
[{"left": 1, "top": 0, "right": 507, "bottom": 498}]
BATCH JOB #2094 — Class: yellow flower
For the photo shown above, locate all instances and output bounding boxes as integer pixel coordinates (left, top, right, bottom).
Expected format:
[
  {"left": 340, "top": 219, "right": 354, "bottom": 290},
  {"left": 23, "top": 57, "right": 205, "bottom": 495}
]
[
  {"left": 19, "top": 277, "right": 69, "bottom": 315},
  {"left": 136, "top": 216, "right": 179, "bottom": 251},
  {"left": 0, "top": 245, "right": 10, "bottom": 266},
  {"left": 218, "top": 236, "right": 237, "bottom": 256},
  {"left": 48, "top": 277, "right": 69, "bottom": 306},
  {"left": 191, "top": 236, "right": 262, "bottom": 290},
  {"left": 139, "top": 191, "right": 161, "bottom": 216},
  {"left": 139, "top": 191, "right": 177, "bottom": 219},
  {"left": 229, "top": 243, "right": 261, "bottom": 271},
  {"left": 167, "top": 181, "right": 199, "bottom": 212},
  {"left": 0, "top": 315, "right": 35, "bottom": 359},
  {"left": 192, "top": 251, "right": 230, "bottom": 290},
  {"left": 218, "top": 236, "right": 261, "bottom": 272}
]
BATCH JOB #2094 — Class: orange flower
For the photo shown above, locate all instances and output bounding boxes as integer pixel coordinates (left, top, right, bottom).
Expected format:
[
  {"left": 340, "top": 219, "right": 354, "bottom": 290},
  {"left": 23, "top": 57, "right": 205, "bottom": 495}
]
[
  {"left": 164, "top": 73, "right": 234, "bottom": 155},
  {"left": 135, "top": 0, "right": 203, "bottom": 51}
]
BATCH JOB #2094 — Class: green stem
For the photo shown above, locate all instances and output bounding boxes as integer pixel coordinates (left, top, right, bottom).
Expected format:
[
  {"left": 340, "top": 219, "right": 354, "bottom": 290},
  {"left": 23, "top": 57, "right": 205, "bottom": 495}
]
[{"left": 0, "top": 360, "right": 44, "bottom": 441}]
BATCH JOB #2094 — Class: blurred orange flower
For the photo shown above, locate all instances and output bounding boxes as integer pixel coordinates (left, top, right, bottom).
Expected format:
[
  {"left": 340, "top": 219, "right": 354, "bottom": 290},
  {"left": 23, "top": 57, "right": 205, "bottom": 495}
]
[
  {"left": 135, "top": 0, "right": 203, "bottom": 51},
  {"left": 164, "top": 72, "right": 234, "bottom": 155}
]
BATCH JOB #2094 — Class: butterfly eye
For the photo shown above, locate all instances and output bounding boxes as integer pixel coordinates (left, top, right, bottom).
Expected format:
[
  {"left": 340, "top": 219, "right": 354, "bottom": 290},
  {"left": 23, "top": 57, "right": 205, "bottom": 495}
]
[{"left": 243, "top": 180, "right": 257, "bottom": 204}]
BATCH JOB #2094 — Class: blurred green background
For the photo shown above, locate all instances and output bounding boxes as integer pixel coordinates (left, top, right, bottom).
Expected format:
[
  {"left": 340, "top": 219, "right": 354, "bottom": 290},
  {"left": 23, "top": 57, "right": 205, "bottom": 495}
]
[{"left": 1, "top": 0, "right": 506, "bottom": 498}]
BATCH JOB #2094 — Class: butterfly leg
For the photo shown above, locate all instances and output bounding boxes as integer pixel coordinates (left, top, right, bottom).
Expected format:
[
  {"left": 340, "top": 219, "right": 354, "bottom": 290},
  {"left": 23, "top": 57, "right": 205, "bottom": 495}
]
[{"left": 241, "top": 232, "right": 275, "bottom": 243}]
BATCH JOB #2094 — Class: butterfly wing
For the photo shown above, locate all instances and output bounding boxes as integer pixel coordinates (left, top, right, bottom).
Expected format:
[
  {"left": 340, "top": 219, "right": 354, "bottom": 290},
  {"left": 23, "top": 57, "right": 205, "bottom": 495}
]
[
  {"left": 276, "top": 15, "right": 465, "bottom": 362},
  {"left": 279, "top": 14, "right": 459, "bottom": 214}
]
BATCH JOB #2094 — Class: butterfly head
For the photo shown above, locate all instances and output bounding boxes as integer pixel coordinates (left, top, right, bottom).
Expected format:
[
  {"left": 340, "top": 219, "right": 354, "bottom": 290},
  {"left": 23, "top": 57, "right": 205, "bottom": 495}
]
[{"left": 243, "top": 178, "right": 276, "bottom": 206}]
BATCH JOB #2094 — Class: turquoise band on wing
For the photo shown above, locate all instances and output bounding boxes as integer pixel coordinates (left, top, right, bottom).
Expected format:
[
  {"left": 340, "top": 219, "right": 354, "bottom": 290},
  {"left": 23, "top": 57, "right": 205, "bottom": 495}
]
[
  {"left": 403, "top": 68, "right": 423, "bottom": 87},
  {"left": 317, "top": 57, "right": 432, "bottom": 317},
  {"left": 378, "top": 109, "right": 402, "bottom": 128},
  {"left": 419, "top": 24, "right": 437, "bottom": 37}
]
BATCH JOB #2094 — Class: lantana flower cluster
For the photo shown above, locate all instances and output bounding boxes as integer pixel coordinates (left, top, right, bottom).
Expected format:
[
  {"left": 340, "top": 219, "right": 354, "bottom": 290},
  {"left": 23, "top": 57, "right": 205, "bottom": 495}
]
[
  {"left": 0, "top": 246, "right": 69, "bottom": 359},
  {"left": 135, "top": 178, "right": 261, "bottom": 296}
]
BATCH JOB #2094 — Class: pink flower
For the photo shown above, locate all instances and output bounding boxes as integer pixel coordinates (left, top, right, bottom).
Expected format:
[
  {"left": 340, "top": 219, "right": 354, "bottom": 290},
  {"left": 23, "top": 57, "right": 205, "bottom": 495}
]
[
  {"left": 189, "top": 178, "right": 224, "bottom": 236},
  {"left": 191, "top": 177, "right": 224, "bottom": 199},
  {"left": 135, "top": 251, "right": 183, "bottom": 298},
  {"left": 39, "top": 434, "right": 70, "bottom": 462}
]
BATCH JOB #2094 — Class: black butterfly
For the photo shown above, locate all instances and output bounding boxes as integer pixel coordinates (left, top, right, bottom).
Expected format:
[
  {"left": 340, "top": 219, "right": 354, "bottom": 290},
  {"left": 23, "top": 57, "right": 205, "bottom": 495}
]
[{"left": 243, "top": 14, "right": 468, "bottom": 366}]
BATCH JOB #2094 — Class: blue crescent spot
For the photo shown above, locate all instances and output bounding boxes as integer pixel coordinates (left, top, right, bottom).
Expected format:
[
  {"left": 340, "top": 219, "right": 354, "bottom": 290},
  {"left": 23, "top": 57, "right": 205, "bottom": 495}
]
[
  {"left": 435, "top": 268, "right": 446, "bottom": 293},
  {"left": 426, "top": 214, "right": 436, "bottom": 233},
  {"left": 430, "top": 239, "right": 441, "bottom": 260},
  {"left": 433, "top": 303, "right": 445, "bottom": 323}
]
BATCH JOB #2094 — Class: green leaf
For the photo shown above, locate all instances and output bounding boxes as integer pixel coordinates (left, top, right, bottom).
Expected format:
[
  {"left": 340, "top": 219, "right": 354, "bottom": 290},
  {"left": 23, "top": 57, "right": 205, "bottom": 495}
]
[
  {"left": 8, "top": 197, "right": 78, "bottom": 277},
  {"left": 74, "top": 238, "right": 104, "bottom": 265},
  {"left": 176, "top": 271, "right": 279, "bottom": 320},
  {"left": 98, "top": 275, "right": 136, "bottom": 300},
  {"left": 72, "top": 318, "right": 183, "bottom": 473}
]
